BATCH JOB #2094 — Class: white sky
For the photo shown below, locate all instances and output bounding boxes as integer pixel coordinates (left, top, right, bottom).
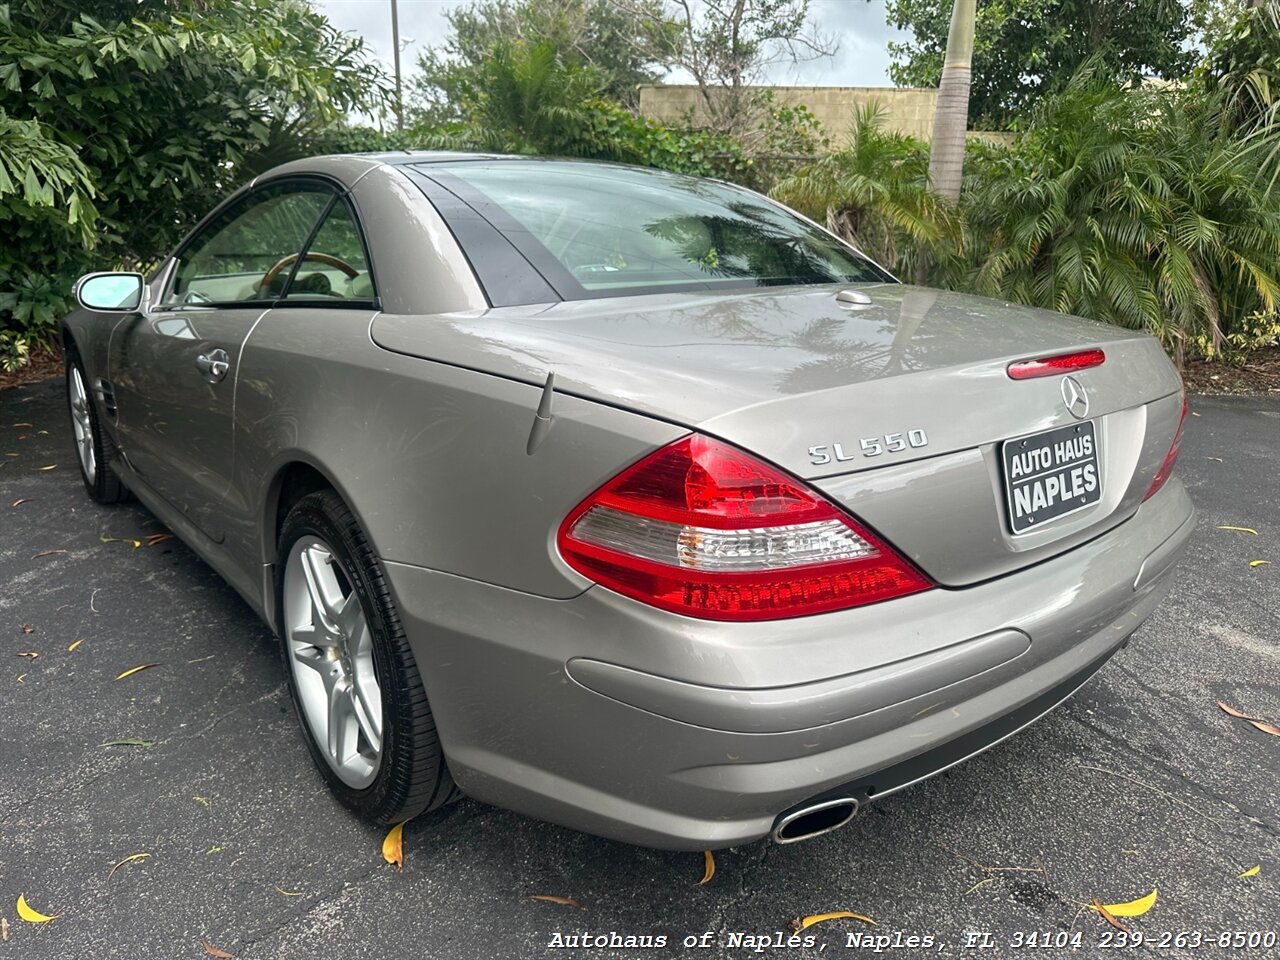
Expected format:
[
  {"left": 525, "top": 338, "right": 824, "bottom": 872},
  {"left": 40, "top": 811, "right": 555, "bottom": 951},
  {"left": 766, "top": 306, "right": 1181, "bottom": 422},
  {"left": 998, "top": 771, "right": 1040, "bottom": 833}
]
[{"left": 314, "top": 0, "right": 908, "bottom": 91}]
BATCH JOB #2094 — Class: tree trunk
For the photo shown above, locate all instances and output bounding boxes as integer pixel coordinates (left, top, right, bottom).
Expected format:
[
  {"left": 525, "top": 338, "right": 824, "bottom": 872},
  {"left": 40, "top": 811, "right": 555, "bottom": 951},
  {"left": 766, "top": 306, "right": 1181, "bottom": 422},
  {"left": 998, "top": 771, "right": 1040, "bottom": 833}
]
[{"left": 926, "top": 0, "right": 976, "bottom": 202}]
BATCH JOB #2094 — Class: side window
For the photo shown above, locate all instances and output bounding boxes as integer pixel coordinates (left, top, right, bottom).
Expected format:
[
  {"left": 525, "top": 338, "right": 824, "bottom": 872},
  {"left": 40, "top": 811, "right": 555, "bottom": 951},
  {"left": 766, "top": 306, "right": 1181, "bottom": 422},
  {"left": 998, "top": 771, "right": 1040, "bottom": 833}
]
[
  {"left": 282, "top": 199, "right": 376, "bottom": 301},
  {"left": 165, "top": 182, "right": 333, "bottom": 306}
]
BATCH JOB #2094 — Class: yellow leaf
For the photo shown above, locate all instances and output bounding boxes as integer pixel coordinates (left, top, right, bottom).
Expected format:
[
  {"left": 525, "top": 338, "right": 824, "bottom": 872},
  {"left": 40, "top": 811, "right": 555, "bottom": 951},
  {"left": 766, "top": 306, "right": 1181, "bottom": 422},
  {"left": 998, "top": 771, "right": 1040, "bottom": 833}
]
[
  {"left": 528, "top": 894, "right": 585, "bottom": 909},
  {"left": 16, "top": 894, "right": 60, "bottom": 923},
  {"left": 382, "top": 821, "right": 405, "bottom": 871},
  {"left": 793, "top": 911, "right": 876, "bottom": 931},
  {"left": 100, "top": 534, "right": 143, "bottom": 548},
  {"left": 699, "top": 850, "right": 715, "bottom": 885},
  {"left": 1239, "top": 865, "right": 1260, "bottom": 878},
  {"left": 108, "top": 852, "right": 150, "bottom": 879},
  {"left": 67, "top": 639, "right": 83, "bottom": 652},
  {"left": 1218, "top": 525, "right": 1258, "bottom": 535},
  {"left": 1097, "top": 888, "right": 1158, "bottom": 917},
  {"left": 17, "top": 651, "right": 37, "bottom": 660},
  {"left": 115, "top": 663, "right": 159, "bottom": 680},
  {"left": 1250, "top": 560, "right": 1271, "bottom": 568}
]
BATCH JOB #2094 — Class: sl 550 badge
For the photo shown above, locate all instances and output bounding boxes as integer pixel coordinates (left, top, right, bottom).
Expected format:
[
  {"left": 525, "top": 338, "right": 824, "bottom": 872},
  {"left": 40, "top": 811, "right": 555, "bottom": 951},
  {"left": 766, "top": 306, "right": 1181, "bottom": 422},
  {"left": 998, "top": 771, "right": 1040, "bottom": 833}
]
[{"left": 809, "top": 429, "right": 929, "bottom": 465}]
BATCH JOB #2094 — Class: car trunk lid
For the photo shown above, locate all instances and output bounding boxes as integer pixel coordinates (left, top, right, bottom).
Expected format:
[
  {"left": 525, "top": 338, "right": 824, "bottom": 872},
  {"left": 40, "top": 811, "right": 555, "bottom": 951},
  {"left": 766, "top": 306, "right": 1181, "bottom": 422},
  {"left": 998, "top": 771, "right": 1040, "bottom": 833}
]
[{"left": 371, "top": 283, "right": 1183, "bottom": 585}]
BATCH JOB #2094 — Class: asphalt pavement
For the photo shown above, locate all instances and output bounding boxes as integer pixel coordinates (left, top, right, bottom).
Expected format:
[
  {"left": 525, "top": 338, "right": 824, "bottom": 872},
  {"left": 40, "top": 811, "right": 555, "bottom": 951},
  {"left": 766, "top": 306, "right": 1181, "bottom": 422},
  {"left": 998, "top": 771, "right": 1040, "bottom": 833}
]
[{"left": 1, "top": 377, "right": 1277, "bottom": 960}]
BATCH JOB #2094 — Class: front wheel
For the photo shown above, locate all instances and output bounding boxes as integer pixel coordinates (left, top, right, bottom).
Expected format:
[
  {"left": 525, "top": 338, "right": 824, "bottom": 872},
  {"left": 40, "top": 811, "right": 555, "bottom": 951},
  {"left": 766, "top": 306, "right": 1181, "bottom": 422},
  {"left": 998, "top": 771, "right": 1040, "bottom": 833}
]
[
  {"left": 277, "top": 489, "right": 458, "bottom": 823},
  {"left": 66, "top": 349, "right": 127, "bottom": 503}
]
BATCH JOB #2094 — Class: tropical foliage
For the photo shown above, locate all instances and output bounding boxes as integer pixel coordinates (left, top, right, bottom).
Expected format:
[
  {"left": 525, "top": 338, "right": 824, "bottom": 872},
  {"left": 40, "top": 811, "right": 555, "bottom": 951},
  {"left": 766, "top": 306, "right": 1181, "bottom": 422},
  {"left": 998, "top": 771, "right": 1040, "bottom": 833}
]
[{"left": 0, "top": 0, "right": 387, "bottom": 350}]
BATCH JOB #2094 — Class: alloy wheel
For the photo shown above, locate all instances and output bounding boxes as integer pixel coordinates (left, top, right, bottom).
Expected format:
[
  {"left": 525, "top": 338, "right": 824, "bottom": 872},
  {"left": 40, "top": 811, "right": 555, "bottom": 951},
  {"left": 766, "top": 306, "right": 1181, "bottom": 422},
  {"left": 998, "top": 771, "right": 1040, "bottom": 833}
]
[{"left": 283, "top": 535, "right": 383, "bottom": 788}]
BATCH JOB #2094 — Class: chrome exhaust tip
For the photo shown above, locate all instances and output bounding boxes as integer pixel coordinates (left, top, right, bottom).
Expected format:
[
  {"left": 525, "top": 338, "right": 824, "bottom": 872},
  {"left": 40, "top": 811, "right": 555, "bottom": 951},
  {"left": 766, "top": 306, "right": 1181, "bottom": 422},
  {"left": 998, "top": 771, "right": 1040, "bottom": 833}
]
[{"left": 771, "top": 797, "right": 859, "bottom": 844}]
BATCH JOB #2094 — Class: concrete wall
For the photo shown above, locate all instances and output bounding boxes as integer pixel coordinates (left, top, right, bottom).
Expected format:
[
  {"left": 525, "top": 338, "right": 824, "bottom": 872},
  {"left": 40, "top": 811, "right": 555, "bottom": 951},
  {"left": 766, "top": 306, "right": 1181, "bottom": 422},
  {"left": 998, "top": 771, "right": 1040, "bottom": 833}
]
[{"left": 638, "top": 84, "right": 941, "bottom": 143}]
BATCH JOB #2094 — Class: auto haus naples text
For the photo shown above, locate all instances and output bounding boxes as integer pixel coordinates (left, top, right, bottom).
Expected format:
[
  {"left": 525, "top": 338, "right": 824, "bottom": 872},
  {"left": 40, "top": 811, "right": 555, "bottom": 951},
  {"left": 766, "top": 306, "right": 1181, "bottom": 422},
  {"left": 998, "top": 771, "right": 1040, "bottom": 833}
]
[{"left": 1008, "top": 431, "right": 1098, "bottom": 515}]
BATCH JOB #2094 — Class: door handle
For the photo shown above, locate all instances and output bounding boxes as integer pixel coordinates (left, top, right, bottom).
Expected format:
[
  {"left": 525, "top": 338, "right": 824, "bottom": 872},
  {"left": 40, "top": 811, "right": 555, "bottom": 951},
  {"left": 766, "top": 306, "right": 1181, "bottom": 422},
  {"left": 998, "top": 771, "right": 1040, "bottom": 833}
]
[{"left": 195, "top": 348, "right": 230, "bottom": 382}]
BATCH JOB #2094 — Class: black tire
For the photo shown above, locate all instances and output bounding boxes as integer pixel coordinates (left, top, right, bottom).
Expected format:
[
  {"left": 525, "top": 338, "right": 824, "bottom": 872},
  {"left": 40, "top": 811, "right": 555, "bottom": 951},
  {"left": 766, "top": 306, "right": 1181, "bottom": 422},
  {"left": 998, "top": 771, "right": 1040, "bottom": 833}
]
[
  {"left": 65, "top": 348, "right": 128, "bottom": 504},
  {"left": 277, "top": 489, "right": 458, "bottom": 824}
]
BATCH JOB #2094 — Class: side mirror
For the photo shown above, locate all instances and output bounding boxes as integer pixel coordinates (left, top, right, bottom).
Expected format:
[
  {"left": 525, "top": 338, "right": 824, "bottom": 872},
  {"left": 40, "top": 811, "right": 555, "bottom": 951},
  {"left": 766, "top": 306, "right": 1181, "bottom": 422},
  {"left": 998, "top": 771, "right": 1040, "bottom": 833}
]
[{"left": 75, "top": 272, "right": 147, "bottom": 313}]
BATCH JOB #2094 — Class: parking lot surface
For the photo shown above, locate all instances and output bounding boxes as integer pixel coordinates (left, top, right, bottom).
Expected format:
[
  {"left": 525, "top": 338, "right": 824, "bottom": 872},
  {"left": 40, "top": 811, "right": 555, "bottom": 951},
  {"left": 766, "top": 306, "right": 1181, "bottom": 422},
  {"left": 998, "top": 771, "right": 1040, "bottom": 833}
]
[{"left": 1, "top": 377, "right": 1278, "bottom": 959}]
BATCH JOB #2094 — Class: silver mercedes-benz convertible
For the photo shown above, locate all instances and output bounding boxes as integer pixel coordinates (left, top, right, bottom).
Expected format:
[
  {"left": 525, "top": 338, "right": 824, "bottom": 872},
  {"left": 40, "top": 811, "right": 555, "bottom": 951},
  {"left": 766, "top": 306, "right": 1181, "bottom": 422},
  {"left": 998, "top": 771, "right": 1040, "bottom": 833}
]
[{"left": 63, "top": 153, "right": 1194, "bottom": 849}]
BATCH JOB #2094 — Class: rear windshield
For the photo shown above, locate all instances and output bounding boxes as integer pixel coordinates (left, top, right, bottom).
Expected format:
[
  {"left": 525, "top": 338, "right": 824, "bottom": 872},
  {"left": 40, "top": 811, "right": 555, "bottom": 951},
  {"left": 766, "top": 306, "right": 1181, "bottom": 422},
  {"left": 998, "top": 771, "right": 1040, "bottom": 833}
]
[{"left": 415, "top": 160, "right": 894, "bottom": 301}]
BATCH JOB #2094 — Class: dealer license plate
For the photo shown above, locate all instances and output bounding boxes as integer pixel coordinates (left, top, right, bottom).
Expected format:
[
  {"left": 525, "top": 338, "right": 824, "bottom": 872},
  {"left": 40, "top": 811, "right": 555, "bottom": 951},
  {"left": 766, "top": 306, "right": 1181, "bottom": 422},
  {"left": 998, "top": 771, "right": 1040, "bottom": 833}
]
[{"left": 1001, "top": 421, "right": 1101, "bottom": 534}]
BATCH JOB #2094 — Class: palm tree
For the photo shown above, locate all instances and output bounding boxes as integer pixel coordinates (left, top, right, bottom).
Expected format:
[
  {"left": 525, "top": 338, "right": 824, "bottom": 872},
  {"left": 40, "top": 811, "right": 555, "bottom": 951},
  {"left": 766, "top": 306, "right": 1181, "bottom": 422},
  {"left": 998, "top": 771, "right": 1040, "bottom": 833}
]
[
  {"left": 770, "top": 105, "right": 961, "bottom": 281},
  {"left": 926, "top": 0, "right": 976, "bottom": 201}
]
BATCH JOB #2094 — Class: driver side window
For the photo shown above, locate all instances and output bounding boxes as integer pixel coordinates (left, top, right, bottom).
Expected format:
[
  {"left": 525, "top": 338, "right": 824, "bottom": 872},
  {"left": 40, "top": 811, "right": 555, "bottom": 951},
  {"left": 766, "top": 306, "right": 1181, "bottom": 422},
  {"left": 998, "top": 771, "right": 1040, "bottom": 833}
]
[
  {"left": 281, "top": 199, "right": 376, "bottom": 301},
  {"left": 165, "top": 182, "right": 333, "bottom": 306}
]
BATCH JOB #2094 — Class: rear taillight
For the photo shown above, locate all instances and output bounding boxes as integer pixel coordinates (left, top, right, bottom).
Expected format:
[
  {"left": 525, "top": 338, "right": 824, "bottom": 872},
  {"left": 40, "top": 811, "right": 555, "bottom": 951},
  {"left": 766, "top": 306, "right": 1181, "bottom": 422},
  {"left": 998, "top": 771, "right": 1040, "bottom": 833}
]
[
  {"left": 1143, "top": 394, "right": 1188, "bottom": 501},
  {"left": 1007, "top": 349, "right": 1106, "bottom": 380},
  {"left": 557, "top": 435, "right": 932, "bottom": 621}
]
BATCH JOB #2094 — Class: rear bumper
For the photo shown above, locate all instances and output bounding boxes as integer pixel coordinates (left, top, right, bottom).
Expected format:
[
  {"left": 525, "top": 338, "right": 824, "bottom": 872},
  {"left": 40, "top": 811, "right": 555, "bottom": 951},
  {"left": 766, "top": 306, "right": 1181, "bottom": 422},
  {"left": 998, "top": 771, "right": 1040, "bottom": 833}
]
[{"left": 383, "top": 479, "right": 1195, "bottom": 849}]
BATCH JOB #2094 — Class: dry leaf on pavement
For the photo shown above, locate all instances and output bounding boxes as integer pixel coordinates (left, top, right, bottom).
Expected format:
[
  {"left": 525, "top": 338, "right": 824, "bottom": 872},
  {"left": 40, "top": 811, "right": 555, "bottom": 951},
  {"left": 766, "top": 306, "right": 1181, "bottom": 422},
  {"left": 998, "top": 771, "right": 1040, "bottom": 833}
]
[
  {"left": 790, "top": 911, "right": 876, "bottom": 932},
  {"left": 108, "top": 852, "right": 151, "bottom": 879},
  {"left": 1218, "top": 525, "right": 1259, "bottom": 535},
  {"left": 699, "top": 850, "right": 715, "bottom": 885},
  {"left": 201, "top": 942, "right": 236, "bottom": 959},
  {"left": 115, "top": 663, "right": 159, "bottom": 681},
  {"left": 1250, "top": 560, "right": 1271, "bottom": 568},
  {"left": 16, "top": 894, "right": 59, "bottom": 923},
  {"left": 1239, "top": 865, "right": 1261, "bottom": 878},
  {"left": 382, "top": 821, "right": 405, "bottom": 871},
  {"left": 1096, "top": 888, "right": 1158, "bottom": 917},
  {"left": 1217, "top": 701, "right": 1280, "bottom": 737},
  {"left": 528, "top": 895, "right": 585, "bottom": 909},
  {"left": 1093, "top": 899, "right": 1128, "bottom": 932}
]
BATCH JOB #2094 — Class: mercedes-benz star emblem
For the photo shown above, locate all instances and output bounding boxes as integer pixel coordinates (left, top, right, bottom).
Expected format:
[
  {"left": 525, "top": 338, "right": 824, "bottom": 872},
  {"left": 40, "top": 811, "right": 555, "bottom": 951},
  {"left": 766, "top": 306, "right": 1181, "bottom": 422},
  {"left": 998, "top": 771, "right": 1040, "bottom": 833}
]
[{"left": 1061, "top": 375, "right": 1089, "bottom": 419}]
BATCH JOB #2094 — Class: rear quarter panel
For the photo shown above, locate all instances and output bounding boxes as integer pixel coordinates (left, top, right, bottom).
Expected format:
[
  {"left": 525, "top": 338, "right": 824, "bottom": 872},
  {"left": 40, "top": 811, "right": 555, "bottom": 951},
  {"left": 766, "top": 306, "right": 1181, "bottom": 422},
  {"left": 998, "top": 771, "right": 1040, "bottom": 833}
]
[{"left": 228, "top": 307, "right": 684, "bottom": 600}]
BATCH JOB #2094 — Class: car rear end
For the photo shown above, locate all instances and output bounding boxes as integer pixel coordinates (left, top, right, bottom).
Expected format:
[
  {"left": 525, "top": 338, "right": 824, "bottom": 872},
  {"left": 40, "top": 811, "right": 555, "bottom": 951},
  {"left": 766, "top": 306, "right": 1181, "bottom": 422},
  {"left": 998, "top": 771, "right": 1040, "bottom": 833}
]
[
  {"left": 377, "top": 337, "right": 1192, "bottom": 850},
  {"left": 364, "top": 157, "right": 1194, "bottom": 849}
]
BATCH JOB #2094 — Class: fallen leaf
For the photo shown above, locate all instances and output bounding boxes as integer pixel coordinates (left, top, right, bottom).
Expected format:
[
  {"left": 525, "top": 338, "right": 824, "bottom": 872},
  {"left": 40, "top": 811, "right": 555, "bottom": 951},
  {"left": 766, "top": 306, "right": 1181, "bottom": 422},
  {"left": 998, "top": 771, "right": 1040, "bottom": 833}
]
[
  {"left": 145, "top": 533, "right": 173, "bottom": 546},
  {"left": 12, "top": 422, "right": 32, "bottom": 427},
  {"left": 382, "top": 821, "right": 405, "bottom": 871},
  {"left": 32, "top": 549, "right": 66, "bottom": 559},
  {"left": 11, "top": 498, "right": 30, "bottom": 506},
  {"left": 1218, "top": 525, "right": 1258, "bottom": 535},
  {"left": 1250, "top": 560, "right": 1271, "bottom": 568},
  {"left": 194, "top": 796, "right": 211, "bottom": 808},
  {"left": 1239, "top": 865, "right": 1260, "bottom": 878},
  {"left": 790, "top": 911, "right": 877, "bottom": 932},
  {"left": 1205, "top": 457, "right": 1223, "bottom": 462},
  {"left": 17, "top": 651, "right": 37, "bottom": 660},
  {"left": 100, "top": 534, "right": 142, "bottom": 548},
  {"left": 964, "top": 878, "right": 995, "bottom": 895},
  {"left": 1093, "top": 899, "right": 1128, "bottom": 932},
  {"left": 1, "top": 916, "right": 7, "bottom": 940},
  {"left": 273, "top": 886, "right": 304, "bottom": 897},
  {"left": 1190, "top": 411, "right": 1200, "bottom": 416},
  {"left": 100, "top": 738, "right": 154, "bottom": 747},
  {"left": 35, "top": 464, "right": 56, "bottom": 471},
  {"left": 115, "top": 663, "right": 159, "bottom": 681},
  {"left": 1098, "top": 888, "right": 1158, "bottom": 917},
  {"left": 1217, "top": 701, "right": 1280, "bottom": 737},
  {"left": 699, "top": 850, "right": 715, "bottom": 885},
  {"left": 20, "top": 624, "right": 33, "bottom": 634},
  {"left": 16, "top": 894, "right": 60, "bottom": 923},
  {"left": 16, "top": 674, "right": 26, "bottom": 683},
  {"left": 201, "top": 942, "right": 236, "bottom": 959},
  {"left": 67, "top": 639, "right": 83, "bottom": 652},
  {"left": 108, "top": 852, "right": 151, "bottom": 879},
  {"left": 528, "top": 895, "right": 585, "bottom": 909}
]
